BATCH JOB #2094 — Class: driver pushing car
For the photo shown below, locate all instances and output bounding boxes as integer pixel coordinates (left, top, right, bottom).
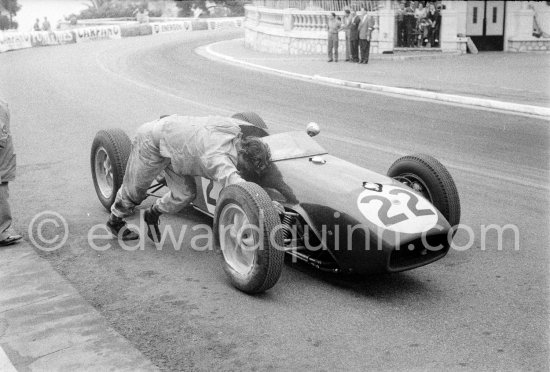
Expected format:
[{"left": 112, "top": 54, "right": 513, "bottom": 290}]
[{"left": 107, "top": 115, "right": 277, "bottom": 241}]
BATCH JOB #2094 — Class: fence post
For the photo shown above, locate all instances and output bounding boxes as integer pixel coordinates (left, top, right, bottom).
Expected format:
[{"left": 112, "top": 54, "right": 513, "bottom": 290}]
[{"left": 375, "top": 6, "right": 395, "bottom": 53}]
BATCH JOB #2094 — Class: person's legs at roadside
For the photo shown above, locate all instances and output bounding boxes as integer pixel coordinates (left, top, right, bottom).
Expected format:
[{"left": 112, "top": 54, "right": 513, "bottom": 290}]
[
  {"left": 350, "top": 39, "right": 359, "bottom": 62},
  {"left": 345, "top": 31, "right": 351, "bottom": 61},
  {"left": 0, "top": 182, "right": 21, "bottom": 246},
  {"left": 144, "top": 165, "right": 197, "bottom": 242},
  {"left": 363, "top": 40, "right": 371, "bottom": 63},
  {"left": 359, "top": 39, "right": 367, "bottom": 63},
  {"left": 327, "top": 35, "right": 334, "bottom": 62},
  {"left": 333, "top": 35, "right": 339, "bottom": 62},
  {"left": 109, "top": 132, "right": 170, "bottom": 240}
]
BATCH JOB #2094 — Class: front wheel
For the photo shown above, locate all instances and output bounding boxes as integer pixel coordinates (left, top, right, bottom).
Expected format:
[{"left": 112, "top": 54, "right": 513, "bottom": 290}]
[
  {"left": 214, "top": 182, "right": 284, "bottom": 294},
  {"left": 388, "top": 154, "right": 461, "bottom": 227},
  {"left": 91, "top": 129, "right": 132, "bottom": 211}
]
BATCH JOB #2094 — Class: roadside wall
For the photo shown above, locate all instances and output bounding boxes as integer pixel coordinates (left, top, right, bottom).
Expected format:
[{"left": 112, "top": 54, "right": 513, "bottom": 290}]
[{"left": 0, "top": 17, "right": 243, "bottom": 53}]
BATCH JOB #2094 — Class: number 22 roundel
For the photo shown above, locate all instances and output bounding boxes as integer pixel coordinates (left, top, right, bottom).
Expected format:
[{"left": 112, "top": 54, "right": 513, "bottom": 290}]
[{"left": 356, "top": 185, "right": 438, "bottom": 234}]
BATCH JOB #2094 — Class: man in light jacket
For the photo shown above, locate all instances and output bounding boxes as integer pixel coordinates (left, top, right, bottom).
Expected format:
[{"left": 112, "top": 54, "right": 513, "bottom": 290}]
[
  {"left": 341, "top": 9, "right": 353, "bottom": 61},
  {"left": 358, "top": 8, "right": 376, "bottom": 64},
  {"left": 0, "top": 99, "right": 22, "bottom": 246},
  {"left": 108, "top": 115, "right": 277, "bottom": 242},
  {"left": 326, "top": 12, "right": 342, "bottom": 62}
]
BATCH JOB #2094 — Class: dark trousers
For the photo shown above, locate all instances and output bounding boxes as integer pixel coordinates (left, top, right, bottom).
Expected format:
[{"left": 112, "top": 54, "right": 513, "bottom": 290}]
[
  {"left": 359, "top": 39, "right": 370, "bottom": 63},
  {"left": 350, "top": 39, "right": 359, "bottom": 61},
  {"left": 397, "top": 20, "right": 405, "bottom": 47}
]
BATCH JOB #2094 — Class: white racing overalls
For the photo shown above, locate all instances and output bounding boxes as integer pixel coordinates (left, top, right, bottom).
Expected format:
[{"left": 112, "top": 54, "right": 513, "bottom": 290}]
[{"left": 111, "top": 115, "right": 245, "bottom": 218}]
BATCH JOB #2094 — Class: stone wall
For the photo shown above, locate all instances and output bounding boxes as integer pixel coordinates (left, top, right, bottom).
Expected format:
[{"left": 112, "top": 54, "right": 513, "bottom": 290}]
[
  {"left": 507, "top": 38, "right": 550, "bottom": 52},
  {"left": 245, "top": 4, "right": 464, "bottom": 55},
  {"left": 245, "top": 5, "right": 390, "bottom": 55}
]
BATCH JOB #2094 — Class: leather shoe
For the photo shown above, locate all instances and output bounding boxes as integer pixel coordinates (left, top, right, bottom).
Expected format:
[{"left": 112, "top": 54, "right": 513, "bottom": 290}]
[
  {"left": 107, "top": 216, "right": 139, "bottom": 241},
  {"left": 0, "top": 235, "right": 22, "bottom": 247},
  {"left": 144, "top": 205, "right": 162, "bottom": 243}
]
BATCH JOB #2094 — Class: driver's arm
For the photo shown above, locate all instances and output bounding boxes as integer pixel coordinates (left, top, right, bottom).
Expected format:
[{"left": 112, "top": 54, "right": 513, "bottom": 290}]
[{"left": 202, "top": 155, "right": 244, "bottom": 188}]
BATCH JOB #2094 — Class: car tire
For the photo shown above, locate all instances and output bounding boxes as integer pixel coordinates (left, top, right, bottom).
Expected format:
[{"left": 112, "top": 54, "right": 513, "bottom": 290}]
[
  {"left": 214, "top": 182, "right": 284, "bottom": 294},
  {"left": 231, "top": 112, "right": 268, "bottom": 129},
  {"left": 387, "top": 154, "right": 460, "bottom": 228},
  {"left": 91, "top": 129, "right": 132, "bottom": 211}
]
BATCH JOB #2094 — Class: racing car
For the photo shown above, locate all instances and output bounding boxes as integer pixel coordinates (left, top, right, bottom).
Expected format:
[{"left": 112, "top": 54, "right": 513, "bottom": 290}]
[{"left": 91, "top": 112, "right": 460, "bottom": 294}]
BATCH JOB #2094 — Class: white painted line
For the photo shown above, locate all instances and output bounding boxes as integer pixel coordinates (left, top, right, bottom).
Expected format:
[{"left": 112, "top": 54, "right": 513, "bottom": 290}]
[
  {"left": 0, "top": 346, "right": 17, "bottom": 372},
  {"left": 200, "top": 39, "right": 550, "bottom": 119}
]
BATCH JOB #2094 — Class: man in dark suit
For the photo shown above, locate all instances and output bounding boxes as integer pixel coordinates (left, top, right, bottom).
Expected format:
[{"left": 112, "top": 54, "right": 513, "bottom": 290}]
[
  {"left": 349, "top": 10, "right": 361, "bottom": 62},
  {"left": 358, "top": 8, "right": 376, "bottom": 64}
]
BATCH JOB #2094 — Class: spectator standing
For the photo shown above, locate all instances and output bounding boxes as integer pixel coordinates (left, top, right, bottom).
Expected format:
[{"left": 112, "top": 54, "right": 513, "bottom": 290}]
[
  {"left": 404, "top": 1, "right": 416, "bottom": 47},
  {"left": 133, "top": 8, "right": 149, "bottom": 24},
  {"left": 205, "top": 0, "right": 216, "bottom": 16},
  {"left": 33, "top": 18, "right": 40, "bottom": 31},
  {"left": 42, "top": 17, "right": 51, "bottom": 31},
  {"left": 414, "top": 2, "right": 427, "bottom": 47},
  {"left": 0, "top": 99, "right": 22, "bottom": 247},
  {"left": 435, "top": 4, "right": 442, "bottom": 46},
  {"left": 421, "top": 3, "right": 438, "bottom": 46},
  {"left": 358, "top": 8, "right": 375, "bottom": 64},
  {"left": 342, "top": 9, "right": 352, "bottom": 61},
  {"left": 191, "top": 3, "right": 202, "bottom": 18},
  {"left": 142, "top": 8, "right": 149, "bottom": 23},
  {"left": 326, "top": 12, "right": 342, "bottom": 62},
  {"left": 349, "top": 10, "right": 360, "bottom": 62},
  {"left": 191, "top": 3, "right": 203, "bottom": 18},
  {"left": 396, "top": 2, "right": 406, "bottom": 47}
]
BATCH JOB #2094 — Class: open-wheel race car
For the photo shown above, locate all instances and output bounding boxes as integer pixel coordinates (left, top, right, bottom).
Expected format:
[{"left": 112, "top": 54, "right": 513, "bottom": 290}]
[{"left": 91, "top": 112, "right": 460, "bottom": 294}]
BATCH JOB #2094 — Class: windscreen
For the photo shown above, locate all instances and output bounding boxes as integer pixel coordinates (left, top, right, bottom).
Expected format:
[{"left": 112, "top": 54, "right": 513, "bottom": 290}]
[{"left": 262, "top": 131, "right": 327, "bottom": 161}]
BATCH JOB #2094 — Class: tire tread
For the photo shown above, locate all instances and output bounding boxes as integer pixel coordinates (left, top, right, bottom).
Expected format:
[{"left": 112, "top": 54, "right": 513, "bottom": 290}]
[{"left": 388, "top": 153, "right": 460, "bottom": 227}]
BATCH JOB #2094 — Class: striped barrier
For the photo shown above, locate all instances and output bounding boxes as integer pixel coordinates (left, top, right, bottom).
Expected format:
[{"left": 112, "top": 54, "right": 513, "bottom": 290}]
[{"left": 0, "top": 17, "right": 243, "bottom": 53}]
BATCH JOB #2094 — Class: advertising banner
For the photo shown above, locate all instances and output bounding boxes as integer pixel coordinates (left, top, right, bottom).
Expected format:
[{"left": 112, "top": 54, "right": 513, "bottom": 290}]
[
  {"left": 29, "top": 30, "right": 76, "bottom": 47},
  {"left": 191, "top": 20, "right": 209, "bottom": 31},
  {"left": 0, "top": 32, "right": 32, "bottom": 53},
  {"left": 151, "top": 21, "right": 193, "bottom": 34},
  {"left": 74, "top": 25, "right": 121, "bottom": 42},
  {"left": 207, "top": 18, "right": 243, "bottom": 30}
]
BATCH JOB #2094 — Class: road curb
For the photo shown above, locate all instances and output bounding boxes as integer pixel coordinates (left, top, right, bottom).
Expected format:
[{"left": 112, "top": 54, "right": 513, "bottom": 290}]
[
  {"left": 0, "top": 241, "right": 159, "bottom": 371},
  {"left": 201, "top": 40, "right": 550, "bottom": 119}
]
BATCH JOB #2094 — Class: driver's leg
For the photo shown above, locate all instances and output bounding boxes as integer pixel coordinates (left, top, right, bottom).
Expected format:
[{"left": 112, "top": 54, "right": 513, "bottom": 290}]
[
  {"left": 156, "top": 166, "right": 197, "bottom": 214},
  {"left": 144, "top": 165, "right": 196, "bottom": 242},
  {"left": 109, "top": 133, "right": 169, "bottom": 240}
]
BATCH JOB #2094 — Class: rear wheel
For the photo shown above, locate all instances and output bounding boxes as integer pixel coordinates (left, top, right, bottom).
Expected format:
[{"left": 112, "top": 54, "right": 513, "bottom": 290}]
[
  {"left": 388, "top": 154, "right": 460, "bottom": 227},
  {"left": 214, "top": 182, "right": 284, "bottom": 294},
  {"left": 91, "top": 129, "right": 132, "bottom": 211}
]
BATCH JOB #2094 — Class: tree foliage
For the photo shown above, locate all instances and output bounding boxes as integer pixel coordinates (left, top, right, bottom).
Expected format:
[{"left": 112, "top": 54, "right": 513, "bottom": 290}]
[
  {"left": 77, "top": 0, "right": 162, "bottom": 19},
  {"left": 0, "top": 0, "right": 21, "bottom": 16},
  {"left": 0, "top": 0, "right": 20, "bottom": 29},
  {"left": 175, "top": 0, "right": 245, "bottom": 17}
]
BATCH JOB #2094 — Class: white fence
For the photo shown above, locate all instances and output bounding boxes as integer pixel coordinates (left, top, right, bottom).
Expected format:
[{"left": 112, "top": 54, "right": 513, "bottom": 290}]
[{"left": 251, "top": 0, "right": 381, "bottom": 12}]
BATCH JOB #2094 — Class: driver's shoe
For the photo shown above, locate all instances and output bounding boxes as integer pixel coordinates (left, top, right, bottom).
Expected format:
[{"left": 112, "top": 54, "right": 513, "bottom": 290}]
[
  {"left": 107, "top": 215, "right": 139, "bottom": 241},
  {"left": 144, "top": 205, "right": 162, "bottom": 243}
]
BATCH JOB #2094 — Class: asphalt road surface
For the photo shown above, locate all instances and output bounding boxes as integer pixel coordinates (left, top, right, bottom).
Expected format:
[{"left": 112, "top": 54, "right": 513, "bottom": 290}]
[{"left": 1, "top": 29, "right": 548, "bottom": 371}]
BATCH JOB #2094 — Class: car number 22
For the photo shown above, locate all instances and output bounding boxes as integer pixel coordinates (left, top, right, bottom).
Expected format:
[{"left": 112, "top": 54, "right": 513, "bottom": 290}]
[
  {"left": 201, "top": 178, "right": 222, "bottom": 214},
  {"left": 357, "top": 185, "right": 438, "bottom": 234}
]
